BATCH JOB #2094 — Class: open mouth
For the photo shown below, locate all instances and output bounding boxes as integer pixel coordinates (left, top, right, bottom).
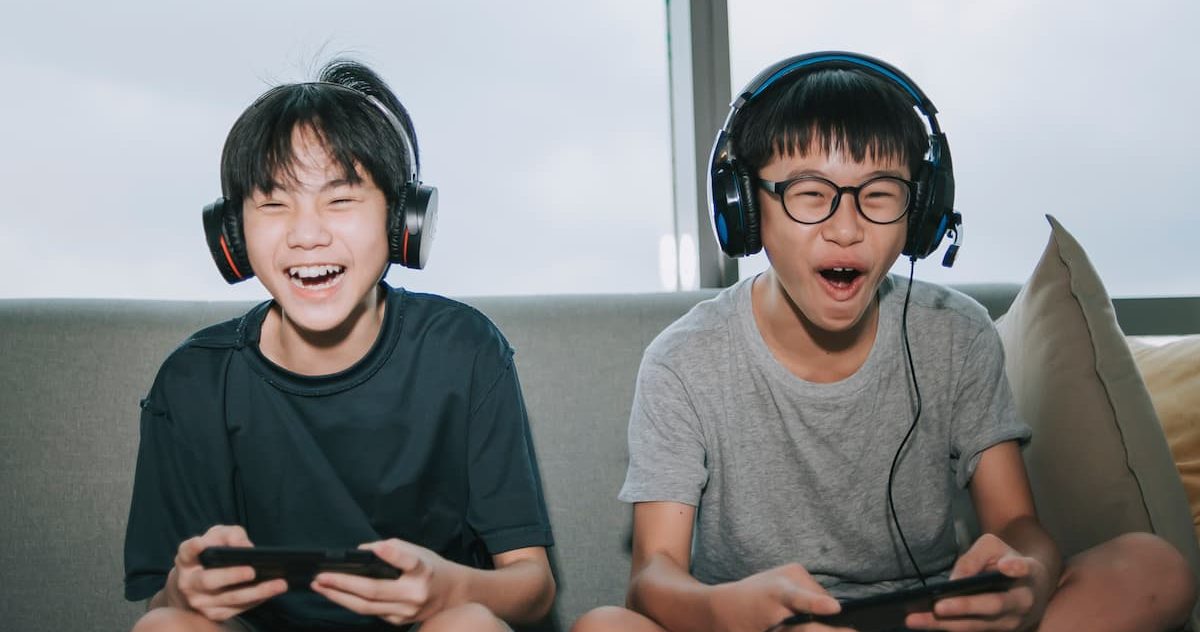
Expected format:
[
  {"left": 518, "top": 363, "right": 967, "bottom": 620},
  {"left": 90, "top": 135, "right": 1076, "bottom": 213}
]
[
  {"left": 819, "top": 266, "right": 864, "bottom": 289},
  {"left": 287, "top": 264, "right": 345, "bottom": 290}
]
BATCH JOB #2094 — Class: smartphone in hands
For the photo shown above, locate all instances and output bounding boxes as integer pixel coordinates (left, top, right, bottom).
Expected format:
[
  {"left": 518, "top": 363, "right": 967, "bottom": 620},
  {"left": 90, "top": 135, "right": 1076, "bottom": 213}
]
[{"left": 199, "top": 546, "right": 401, "bottom": 590}]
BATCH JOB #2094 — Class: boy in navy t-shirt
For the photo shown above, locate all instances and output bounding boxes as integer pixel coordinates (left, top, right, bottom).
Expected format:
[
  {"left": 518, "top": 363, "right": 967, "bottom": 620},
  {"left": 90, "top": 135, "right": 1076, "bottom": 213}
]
[{"left": 124, "top": 60, "right": 554, "bottom": 632}]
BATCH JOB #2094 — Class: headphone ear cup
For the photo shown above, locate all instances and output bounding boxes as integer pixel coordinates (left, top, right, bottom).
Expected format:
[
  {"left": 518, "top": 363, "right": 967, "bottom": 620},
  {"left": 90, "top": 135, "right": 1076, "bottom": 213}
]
[
  {"left": 905, "top": 158, "right": 955, "bottom": 260},
  {"left": 710, "top": 161, "right": 761, "bottom": 258},
  {"left": 389, "top": 183, "right": 438, "bottom": 269},
  {"left": 735, "top": 166, "right": 762, "bottom": 255},
  {"left": 202, "top": 197, "right": 254, "bottom": 284},
  {"left": 905, "top": 160, "right": 937, "bottom": 259}
]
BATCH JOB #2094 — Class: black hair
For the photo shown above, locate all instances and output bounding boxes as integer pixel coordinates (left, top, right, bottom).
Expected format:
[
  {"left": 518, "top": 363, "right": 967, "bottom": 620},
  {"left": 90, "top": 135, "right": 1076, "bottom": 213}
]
[
  {"left": 219, "top": 59, "right": 419, "bottom": 210},
  {"left": 731, "top": 68, "right": 929, "bottom": 178}
]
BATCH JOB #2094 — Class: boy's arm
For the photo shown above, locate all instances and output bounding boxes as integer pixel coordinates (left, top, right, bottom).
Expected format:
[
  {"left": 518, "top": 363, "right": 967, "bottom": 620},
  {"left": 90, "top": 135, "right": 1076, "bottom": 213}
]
[
  {"left": 907, "top": 441, "right": 1060, "bottom": 629},
  {"left": 967, "top": 441, "right": 1062, "bottom": 587},
  {"left": 627, "top": 501, "right": 839, "bottom": 632},
  {"left": 462, "top": 545, "right": 555, "bottom": 623}
]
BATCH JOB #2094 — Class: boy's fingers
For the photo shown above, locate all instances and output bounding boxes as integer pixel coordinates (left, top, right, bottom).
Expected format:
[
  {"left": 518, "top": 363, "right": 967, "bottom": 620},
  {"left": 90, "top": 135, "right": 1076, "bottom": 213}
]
[
  {"left": 995, "top": 555, "right": 1031, "bottom": 578},
  {"left": 782, "top": 586, "right": 840, "bottom": 616},
  {"left": 312, "top": 581, "right": 409, "bottom": 619},
  {"left": 314, "top": 572, "right": 391, "bottom": 601},
  {"left": 214, "top": 577, "right": 288, "bottom": 608},
  {"left": 197, "top": 565, "right": 257, "bottom": 592},
  {"left": 177, "top": 537, "right": 206, "bottom": 565},
  {"left": 207, "top": 524, "right": 252, "bottom": 547},
  {"left": 363, "top": 539, "right": 421, "bottom": 574}
]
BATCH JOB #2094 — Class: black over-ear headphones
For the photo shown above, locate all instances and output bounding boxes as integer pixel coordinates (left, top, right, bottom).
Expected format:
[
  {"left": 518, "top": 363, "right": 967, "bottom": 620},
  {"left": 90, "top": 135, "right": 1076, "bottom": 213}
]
[
  {"left": 709, "top": 51, "right": 962, "bottom": 267},
  {"left": 202, "top": 85, "right": 438, "bottom": 284}
]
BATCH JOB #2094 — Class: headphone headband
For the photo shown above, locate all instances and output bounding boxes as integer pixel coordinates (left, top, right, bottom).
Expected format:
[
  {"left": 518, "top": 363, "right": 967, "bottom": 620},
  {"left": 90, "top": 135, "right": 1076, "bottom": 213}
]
[
  {"left": 252, "top": 82, "right": 420, "bottom": 184},
  {"left": 721, "top": 51, "right": 943, "bottom": 151}
]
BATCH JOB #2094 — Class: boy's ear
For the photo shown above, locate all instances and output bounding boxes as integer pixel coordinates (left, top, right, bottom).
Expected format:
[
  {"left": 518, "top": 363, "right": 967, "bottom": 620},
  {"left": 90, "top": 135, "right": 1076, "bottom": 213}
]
[{"left": 202, "top": 197, "right": 255, "bottom": 284}]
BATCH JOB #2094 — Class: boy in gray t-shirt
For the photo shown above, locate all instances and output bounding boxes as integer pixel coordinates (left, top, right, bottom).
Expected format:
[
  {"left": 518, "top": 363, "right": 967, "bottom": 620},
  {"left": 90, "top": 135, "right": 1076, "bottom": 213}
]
[{"left": 572, "top": 52, "right": 1194, "bottom": 632}]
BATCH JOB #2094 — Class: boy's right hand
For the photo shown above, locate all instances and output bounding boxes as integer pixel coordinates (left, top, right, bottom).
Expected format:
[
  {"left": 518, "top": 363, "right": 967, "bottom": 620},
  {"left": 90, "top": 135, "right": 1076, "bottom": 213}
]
[
  {"left": 710, "top": 563, "right": 851, "bottom": 632},
  {"left": 164, "top": 525, "right": 288, "bottom": 621}
]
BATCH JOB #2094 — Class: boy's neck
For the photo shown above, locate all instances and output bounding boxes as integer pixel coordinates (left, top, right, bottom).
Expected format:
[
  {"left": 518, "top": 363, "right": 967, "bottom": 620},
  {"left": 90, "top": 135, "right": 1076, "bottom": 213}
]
[
  {"left": 258, "top": 286, "right": 388, "bottom": 376},
  {"left": 751, "top": 272, "right": 880, "bottom": 383}
]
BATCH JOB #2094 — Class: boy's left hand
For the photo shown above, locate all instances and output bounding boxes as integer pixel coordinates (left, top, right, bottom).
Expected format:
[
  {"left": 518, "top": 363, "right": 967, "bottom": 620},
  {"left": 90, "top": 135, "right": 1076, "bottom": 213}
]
[
  {"left": 904, "top": 533, "right": 1052, "bottom": 631},
  {"left": 310, "top": 538, "right": 464, "bottom": 626}
]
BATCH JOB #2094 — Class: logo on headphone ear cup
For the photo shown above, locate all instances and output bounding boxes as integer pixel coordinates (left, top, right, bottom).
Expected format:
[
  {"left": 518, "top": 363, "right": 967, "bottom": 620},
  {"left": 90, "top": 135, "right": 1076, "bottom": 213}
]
[
  {"left": 388, "top": 182, "right": 438, "bottom": 270},
  {"left": 202, "top": 197, "right": 254, "bottom": 284}
]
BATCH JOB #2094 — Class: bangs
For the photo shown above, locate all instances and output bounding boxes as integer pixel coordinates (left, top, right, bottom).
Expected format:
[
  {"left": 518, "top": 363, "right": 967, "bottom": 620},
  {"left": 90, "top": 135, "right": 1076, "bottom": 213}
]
[
  {"left": 220, "top": 84, "right": 404, "bottom": 204},
  {"left": 733, "top": 68, "right": 929, "bottom": 176}
]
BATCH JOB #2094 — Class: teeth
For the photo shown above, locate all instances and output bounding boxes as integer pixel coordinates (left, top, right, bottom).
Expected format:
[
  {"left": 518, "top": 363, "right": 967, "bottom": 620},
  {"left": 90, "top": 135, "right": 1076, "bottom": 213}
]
[
  {"left": 831, "top": 267, "right": 856, "bottom": 273},
  {"left": 288, "top": 264, "right": 344, "bottom": 278}
]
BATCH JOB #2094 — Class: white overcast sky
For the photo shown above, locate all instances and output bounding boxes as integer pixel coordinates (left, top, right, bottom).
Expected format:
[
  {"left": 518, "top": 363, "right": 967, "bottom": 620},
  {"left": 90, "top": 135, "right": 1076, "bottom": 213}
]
[{"left": 1, "top": 0, "right": 1196, "bottom": 300}]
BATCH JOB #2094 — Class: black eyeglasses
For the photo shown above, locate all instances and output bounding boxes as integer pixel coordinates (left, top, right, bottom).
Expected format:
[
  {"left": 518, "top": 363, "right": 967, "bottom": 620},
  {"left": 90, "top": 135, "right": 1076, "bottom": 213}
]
[{"left": 758, "top": 175, "right": 914, "bottom": 225}]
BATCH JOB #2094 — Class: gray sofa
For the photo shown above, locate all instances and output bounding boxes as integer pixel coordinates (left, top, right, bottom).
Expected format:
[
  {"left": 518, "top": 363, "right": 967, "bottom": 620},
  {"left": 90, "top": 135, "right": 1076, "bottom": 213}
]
[{"left": 0, "top": 282, "right": 1195, "bottom": 630}]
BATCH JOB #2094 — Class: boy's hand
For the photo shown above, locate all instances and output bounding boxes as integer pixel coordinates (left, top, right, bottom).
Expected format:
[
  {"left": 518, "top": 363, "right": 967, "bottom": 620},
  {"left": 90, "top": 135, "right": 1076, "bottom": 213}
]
[
  {"left": 166, "top": 525, "right": 288, "bottom": 621},
  {"left": 710, "top": 563, "right": 852, "bottom": 632},
  {"left": 905, "top": 533, "right": 1051, "bottom": 631},
  {"left": 311, "top": 538, "right": 464, "bottom": 626}
]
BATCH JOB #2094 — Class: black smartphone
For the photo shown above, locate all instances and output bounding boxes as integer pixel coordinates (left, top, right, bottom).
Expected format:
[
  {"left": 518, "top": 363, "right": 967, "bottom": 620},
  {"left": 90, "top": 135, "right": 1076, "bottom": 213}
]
[
  {"left": 198, "top": 546, "right": 402, "bottom": 590},
  {"left": 779, "top": 571, "right": 1016, "bottom": 631}
]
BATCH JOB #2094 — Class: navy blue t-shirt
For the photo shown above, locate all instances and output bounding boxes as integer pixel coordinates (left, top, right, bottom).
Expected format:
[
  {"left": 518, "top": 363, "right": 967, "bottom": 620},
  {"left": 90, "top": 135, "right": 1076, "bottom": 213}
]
[{"left": 123, "top": 284, "right": 554, "bottom": 630}]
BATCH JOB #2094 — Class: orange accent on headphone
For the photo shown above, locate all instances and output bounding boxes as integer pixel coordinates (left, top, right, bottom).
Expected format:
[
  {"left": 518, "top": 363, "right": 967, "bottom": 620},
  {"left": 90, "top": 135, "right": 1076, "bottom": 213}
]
[
  {"left": 219, "top": 235, "right": 244, "bottom": 280},
  {"left": 402, "top": 227, "right": 410, "bottom": 265}
]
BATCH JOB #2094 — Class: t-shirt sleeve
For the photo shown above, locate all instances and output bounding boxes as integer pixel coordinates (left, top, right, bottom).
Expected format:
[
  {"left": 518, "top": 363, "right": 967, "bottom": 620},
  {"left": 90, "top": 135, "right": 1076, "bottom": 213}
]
[
  {"left": 618, "top": 355, "right": 709, "bottom": 506},
  {"left": 950, "top": 324, "right": 1032, "bottom": 488},
  {"left": 465, "top": 347, "right": 554, "bottom": 556},
  {"left": 123, "top": 358, "right": 239, "bottom": 602}
]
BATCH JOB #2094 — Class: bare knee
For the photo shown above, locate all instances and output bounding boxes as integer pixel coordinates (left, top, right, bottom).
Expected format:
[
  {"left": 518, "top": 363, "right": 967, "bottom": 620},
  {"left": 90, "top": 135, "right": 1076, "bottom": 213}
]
[
  {"left": 1109, "top": 532, "right": 1196, "bottom": 623},
  {"left": 131, "top": 607, "right": 223, "bottom": 632},
  {"left": 571, "top": 606, "right": 665, "bottom": 632},
  {"left": 1060, "top": 532, "right": 1197, "bottom": 630},
  {"left": 421, "top": 602, "right": 508, "bottom": 632}
]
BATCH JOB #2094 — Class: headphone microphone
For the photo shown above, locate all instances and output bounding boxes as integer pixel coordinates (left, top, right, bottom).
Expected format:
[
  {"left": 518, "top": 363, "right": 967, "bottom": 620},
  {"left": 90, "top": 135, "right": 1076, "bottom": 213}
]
[
  {"left": 202, "top": 85, "right": 438, "bottom": 285},
  {"left": 941, "top": 213, "right": 963, "bottom": 267}
]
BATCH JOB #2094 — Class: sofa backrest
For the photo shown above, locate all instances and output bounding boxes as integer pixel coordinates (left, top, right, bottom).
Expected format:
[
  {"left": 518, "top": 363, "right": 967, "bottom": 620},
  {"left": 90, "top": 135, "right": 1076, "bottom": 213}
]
[{"left": 0, "top": 286, "right": 1023, "bottom": 632}]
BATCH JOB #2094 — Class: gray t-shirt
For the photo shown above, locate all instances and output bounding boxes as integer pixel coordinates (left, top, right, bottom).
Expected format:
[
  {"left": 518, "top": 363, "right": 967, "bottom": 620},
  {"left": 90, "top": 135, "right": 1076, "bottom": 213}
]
[{"left": 619, "top": 275, "right": 1030, "bottom": 599}]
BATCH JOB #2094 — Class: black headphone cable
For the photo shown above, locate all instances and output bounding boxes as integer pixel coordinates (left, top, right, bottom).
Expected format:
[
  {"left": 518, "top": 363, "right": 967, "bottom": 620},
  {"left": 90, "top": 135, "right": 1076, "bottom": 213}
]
[{"left": 887, "top": 256, "right": 928, "bottom": 587}]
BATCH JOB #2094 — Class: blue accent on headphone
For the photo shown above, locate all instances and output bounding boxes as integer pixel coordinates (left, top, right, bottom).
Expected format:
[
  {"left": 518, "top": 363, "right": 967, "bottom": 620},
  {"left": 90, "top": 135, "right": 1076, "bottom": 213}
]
[
  {"left": 716, "top": 214, "right": 729, "bottom": 246},
  {"left": 934, "top": 213, "right": 948, "bottom": 240},
  {"left": 752, "top": 54, "right": 926, "bottom": 114}
]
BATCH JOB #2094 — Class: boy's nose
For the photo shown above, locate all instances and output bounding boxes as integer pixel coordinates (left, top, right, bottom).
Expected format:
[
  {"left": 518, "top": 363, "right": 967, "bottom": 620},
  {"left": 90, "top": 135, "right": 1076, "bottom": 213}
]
[
  {"left": 821, "top": 192, "right": 865, "bottom": 246},
  {"left": 287, "top": 209, "right": 333, "bottom": 249}
]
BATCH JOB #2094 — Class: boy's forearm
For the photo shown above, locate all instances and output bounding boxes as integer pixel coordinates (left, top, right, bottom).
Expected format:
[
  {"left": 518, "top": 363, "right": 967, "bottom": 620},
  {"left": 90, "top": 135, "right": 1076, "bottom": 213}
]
[
  {"left": 627, "top": 554, "right": 721, "bottom": 632},
  {"left": 455, "top": 556, "right": 556, "bottom": 624}
]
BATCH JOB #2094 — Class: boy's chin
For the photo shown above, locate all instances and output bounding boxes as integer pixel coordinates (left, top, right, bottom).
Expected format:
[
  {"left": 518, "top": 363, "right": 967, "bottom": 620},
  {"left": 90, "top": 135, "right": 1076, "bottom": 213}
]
[{"left": 272, "top": 290, "right": 371, "bottom": 337}]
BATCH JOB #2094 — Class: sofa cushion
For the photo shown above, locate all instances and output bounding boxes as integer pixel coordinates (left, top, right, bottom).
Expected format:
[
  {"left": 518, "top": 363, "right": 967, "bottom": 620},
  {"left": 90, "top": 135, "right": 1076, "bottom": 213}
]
[
  {"left": 1129, "top": 335, "right": 1200, "bottom": 544},
  {"left": 993, "top": 215, "right": 1200, "bottom": 582}
]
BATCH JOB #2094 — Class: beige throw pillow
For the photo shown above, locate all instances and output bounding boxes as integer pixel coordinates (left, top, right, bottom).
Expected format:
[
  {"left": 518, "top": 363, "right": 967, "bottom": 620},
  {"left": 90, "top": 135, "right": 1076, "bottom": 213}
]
[
  {"left": 1130, "top": 336, "right": 1200, "bottom": 544},
  {"left": 993, "top": 215, "right": 1198, "bottom": 577}
]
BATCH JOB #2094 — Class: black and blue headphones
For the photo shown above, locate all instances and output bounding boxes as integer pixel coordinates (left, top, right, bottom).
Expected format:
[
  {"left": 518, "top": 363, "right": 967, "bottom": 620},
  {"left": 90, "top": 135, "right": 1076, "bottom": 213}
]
[
  {"left": 201, "top": 84, "right": 438, "bottom": 285},
  {"left": 709, "top": 51, "right": 961, "bottom": 267}
]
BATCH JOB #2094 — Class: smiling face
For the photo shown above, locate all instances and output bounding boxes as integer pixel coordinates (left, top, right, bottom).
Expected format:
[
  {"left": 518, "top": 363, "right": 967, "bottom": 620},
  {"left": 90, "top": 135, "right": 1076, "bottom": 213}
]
[
  {"left": 242, "top": 125, "right": 391, "bottom": 337},
  {"left": 757, "top": 145, "right": 909, "bottom": 335}
]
